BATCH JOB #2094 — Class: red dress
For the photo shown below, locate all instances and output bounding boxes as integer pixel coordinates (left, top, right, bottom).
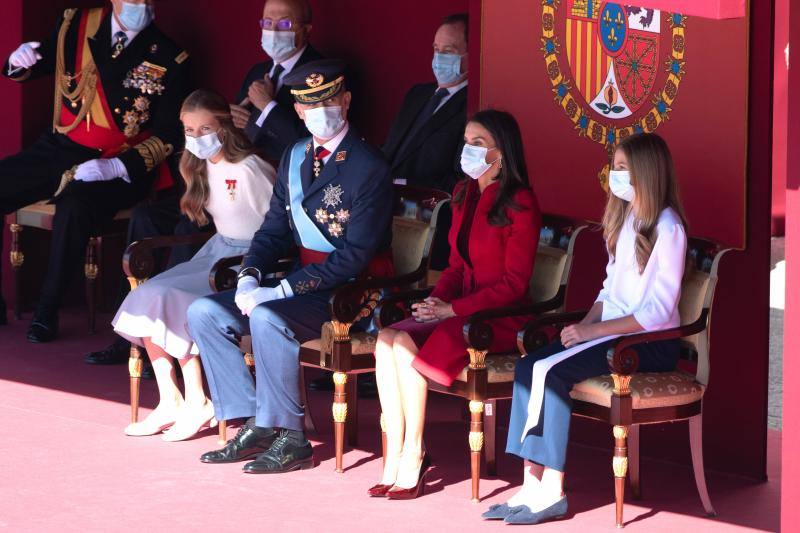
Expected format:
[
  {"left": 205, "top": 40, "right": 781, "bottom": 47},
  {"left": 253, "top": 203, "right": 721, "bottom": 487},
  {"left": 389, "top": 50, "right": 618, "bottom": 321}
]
[{"left": 392, "top": 179, "right": 542, "bottom": 386}]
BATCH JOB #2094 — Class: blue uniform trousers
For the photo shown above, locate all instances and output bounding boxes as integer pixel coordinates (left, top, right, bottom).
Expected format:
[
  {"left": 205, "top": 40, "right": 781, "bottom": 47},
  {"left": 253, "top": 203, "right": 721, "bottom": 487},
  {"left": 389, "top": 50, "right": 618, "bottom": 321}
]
[
  {"left": 187, "top": 282, "right": 332, "bottom": 432},
  {"left": 505, "top": 338, "right": 680, "bottom": 471}
]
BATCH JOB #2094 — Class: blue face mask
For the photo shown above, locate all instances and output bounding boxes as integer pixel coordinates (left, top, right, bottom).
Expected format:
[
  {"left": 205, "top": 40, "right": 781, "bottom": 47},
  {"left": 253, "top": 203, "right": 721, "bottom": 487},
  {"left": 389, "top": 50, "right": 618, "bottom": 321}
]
[
  {"left": 119, "top": 1, "right": 154, "bottom": 32},
  {"left": 432, "top": 52, "right": 464, "bottom": 86}
]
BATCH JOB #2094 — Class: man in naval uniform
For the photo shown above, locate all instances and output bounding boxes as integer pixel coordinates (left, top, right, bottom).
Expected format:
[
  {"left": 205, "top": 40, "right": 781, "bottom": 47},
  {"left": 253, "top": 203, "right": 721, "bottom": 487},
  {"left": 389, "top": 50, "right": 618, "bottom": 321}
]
[
  {"left": 188, "top": 60, "right": 393, "bottom": 473},
  {"left": 1, "top": 0, "right": 190, "bottom": 342},
  {"left": 231, "top": 0, "right": 323, "bottom": 161}
]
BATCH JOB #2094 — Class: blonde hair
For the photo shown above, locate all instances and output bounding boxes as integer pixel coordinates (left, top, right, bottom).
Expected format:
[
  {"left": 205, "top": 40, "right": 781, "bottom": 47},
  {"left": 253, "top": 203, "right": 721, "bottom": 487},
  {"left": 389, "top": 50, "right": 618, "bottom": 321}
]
[
  {"left": 602, "top": 133, "right": 688, "bottom": 272},
  {"left": 178, "top": 89, "right": 258, "bottom": 226}
]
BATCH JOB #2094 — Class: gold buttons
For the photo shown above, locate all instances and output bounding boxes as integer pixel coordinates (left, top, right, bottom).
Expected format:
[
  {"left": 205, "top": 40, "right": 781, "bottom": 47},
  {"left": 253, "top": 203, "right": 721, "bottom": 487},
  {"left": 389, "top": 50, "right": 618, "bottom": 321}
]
[{"left": 114, "top": 108, "right": 121, "bottom": 114}]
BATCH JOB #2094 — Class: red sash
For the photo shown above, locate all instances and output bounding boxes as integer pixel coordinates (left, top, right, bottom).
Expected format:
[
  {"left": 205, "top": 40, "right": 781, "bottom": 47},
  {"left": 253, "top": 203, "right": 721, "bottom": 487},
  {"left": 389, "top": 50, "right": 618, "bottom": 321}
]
[
  {"left": 298, "top": 247, "right": 396, "bottom": 279},
  {"left": 62, "top": 8, "right": 172, "bottom": 190}
]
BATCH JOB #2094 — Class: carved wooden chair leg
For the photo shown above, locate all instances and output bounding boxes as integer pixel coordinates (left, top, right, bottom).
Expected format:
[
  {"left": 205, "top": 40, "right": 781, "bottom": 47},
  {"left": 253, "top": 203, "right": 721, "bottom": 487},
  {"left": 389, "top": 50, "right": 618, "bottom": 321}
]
[
  {"left": 484, "top": 399, "right": 497, "bottom": 476},
  {"left": 129, "top": 343, "right": 143, "bottom": 423},
  {"left": 380, "top": 412, "right": 387, "bottom": 467},
  {"left": 469, "top": 400, "right": 485, "bottom": 503},
  {"left": 218, "top": 420, "right": 227, "bottom": 444},
  {"left": 9, "top": 223, "right": 23, "bottom": 320},
  {"left": 332, "top": 371, "right": 348, "bottom": 473},
  {"left": 689, "top": 413, "right": 716, "bottom": 516},
  {"left": 629, "top": 424, "right": 641, "bottom": 499},
  {"left": 84, "top": 236, "right": 99, "bottom": 334},
  {"left": 345, "top": 374, "right": 358, "bottom": 446},
  {"left": 299, "top": 366, "right": 317, "bottom": 435},
  {"left": 613, "top": 425, "right": 629, "bottom": 528}
]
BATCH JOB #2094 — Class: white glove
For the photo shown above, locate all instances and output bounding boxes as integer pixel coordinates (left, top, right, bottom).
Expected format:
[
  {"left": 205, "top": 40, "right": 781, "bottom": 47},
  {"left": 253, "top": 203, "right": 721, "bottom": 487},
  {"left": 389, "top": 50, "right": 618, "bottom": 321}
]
[
  {"left": 9, "top": 41, "right": 42, "bottom": 70},
  {"left": 74, "top": 158, "right": 129, "bottom": 183},
  {"left": 235, "top": 277, "right": 286, "bottom": 316}
]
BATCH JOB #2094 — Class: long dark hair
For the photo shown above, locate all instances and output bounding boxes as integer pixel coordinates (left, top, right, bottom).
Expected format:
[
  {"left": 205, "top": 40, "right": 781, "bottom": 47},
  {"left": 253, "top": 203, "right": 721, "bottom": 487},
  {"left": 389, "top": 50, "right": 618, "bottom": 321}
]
[
  {"left": 179, "top": 89, "right": 257, "bottom": 226},
  {"left": 453, "top": 109, "right": 531, "bottom": 226}
]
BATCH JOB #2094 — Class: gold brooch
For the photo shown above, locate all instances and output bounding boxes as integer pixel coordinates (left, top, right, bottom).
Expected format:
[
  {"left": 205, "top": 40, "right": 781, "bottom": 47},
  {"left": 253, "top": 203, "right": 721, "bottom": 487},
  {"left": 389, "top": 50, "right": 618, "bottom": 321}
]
[{"left": 306, "top": 73, "right": 324, "bottom": 88}]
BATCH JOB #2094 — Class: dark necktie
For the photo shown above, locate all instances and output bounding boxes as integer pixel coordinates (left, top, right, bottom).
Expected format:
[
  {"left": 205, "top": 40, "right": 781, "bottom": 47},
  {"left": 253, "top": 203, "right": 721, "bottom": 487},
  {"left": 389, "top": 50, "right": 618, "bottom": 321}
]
[
  {"left": 313, "top": 145, "right": 331, "bottom": 178},
  {"left": 270, "top": 64, "right": 285, "bottom": 90},
  {"left": 395, "top": 88, "right": 449, "bottom": 162},
  {"left": 112, "top": 31, "right": 128, "bottom": 59}
]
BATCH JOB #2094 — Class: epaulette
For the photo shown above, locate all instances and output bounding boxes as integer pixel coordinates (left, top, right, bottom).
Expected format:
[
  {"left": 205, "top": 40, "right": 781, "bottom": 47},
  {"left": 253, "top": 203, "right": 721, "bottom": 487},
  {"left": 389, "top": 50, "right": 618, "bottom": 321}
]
[{"left": 175, "top": 51, "right": 189, "bottom": 65}]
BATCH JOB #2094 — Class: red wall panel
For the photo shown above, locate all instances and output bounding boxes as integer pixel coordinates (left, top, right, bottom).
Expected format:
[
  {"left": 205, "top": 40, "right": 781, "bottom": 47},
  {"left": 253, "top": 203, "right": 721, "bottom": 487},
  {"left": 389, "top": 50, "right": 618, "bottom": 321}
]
[{"left": 479, "top": 0, "right": 768, "bottom": 478}]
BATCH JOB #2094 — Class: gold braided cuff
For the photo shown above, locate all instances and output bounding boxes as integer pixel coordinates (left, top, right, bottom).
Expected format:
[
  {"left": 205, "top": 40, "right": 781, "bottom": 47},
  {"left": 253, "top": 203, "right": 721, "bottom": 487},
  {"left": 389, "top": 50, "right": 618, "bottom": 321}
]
[{"left": 133, "top": 137, "right": 173, "bottom": 172}]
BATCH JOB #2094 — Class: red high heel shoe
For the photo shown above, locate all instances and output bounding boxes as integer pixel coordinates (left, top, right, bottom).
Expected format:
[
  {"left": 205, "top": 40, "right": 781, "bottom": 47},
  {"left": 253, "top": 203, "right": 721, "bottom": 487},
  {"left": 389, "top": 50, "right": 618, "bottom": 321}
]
[
  {"left": 387, "top": 453, "right": 432, "bottom": 500},
  {"left": 367, "top": 483, "right": 393, "bottom": 497}
]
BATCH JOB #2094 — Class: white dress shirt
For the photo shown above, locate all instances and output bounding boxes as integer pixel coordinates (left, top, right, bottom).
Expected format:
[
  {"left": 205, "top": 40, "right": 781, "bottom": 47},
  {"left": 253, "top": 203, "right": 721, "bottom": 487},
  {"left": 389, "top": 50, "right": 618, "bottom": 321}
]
[
  {"left": 254, "top": 45, "right": 308, "bottom": 127},
  {"left": 434, "top": 79, "right": 468, "bottom": 113},
  {"left": 110, "top": 13, "right": 142, "bottom": 47}
]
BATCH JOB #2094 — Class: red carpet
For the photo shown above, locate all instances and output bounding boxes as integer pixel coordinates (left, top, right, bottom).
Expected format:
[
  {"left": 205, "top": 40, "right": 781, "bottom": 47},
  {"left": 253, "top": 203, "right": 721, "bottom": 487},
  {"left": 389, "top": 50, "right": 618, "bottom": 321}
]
[{"left": 0, "top": 309, "right": 780, "bottom": 532}]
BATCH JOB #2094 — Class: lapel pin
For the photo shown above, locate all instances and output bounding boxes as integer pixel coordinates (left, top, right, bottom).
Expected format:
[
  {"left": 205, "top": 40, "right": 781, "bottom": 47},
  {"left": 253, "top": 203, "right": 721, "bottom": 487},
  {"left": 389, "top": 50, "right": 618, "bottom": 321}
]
[{"left": 335, "top": 151, "right": 347, "bottom": 162}]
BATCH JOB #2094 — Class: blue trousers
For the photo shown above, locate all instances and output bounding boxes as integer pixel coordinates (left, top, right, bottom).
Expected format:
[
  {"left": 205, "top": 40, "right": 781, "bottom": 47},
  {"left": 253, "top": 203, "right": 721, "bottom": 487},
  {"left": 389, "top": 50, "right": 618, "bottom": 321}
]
[
  {"left": 187, "top": 283, "right": 331, "bottom": 431},
  {"left": 505, "top": 338, "right": 680, "bottom": 471}
]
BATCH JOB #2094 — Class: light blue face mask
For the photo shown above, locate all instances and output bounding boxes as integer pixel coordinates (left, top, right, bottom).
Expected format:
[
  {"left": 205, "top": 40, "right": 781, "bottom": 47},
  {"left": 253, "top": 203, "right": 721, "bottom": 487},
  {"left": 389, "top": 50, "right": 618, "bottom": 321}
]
[
  {"left": 432, "top": 52, "right": 464, "bottom": 86},
  {"left": 119, "top": 1, "right": 154, "bottom": 32}
]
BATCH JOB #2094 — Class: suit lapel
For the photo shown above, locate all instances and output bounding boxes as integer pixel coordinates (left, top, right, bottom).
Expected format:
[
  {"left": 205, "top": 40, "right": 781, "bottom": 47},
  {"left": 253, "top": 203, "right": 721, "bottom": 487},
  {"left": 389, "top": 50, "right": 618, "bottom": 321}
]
[
  {"left": 87, "top": 12, "right": 112, "bottom": 73},
  {"left": 386, "top": 85, "right": 435, "bottom": 160},
  {"left": 393, "top": 86, "right": 467, "bottom": 166},
  {"left": 304, "top": 129, "right": 354, "bottom": 200}
]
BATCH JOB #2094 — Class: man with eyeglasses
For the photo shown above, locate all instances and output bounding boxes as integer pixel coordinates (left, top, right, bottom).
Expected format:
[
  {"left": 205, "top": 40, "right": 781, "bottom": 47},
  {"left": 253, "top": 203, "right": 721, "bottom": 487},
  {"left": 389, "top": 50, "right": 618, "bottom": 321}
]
[{"left": 231, "top": 0, "right": 323, "bottom": 162}]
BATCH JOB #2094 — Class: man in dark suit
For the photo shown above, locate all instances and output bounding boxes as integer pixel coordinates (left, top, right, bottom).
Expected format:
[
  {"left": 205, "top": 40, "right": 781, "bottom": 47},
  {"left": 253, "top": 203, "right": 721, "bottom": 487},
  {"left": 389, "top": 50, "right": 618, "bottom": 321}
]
[
  {"left": 382, "top": 13, "right": 469, "bottom": 193},
  {"left": 188, "top": 60, "right": 393, "bottom": 473},
  {"left": 230, "top": 0, "right": 323, "bottom": 162},
  {"left": 1, "top": 0, "right": 190, "bottom": 342}
]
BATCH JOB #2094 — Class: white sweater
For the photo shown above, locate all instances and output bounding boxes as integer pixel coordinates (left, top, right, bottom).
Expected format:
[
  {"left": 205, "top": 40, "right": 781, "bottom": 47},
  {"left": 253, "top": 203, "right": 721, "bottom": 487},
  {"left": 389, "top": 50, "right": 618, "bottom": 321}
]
[
  {"left": 205, "top": 154, "right": 276, "bottom": 240},
  {"left": 596, "top": 207, "right": 687, "bottom": 331}
]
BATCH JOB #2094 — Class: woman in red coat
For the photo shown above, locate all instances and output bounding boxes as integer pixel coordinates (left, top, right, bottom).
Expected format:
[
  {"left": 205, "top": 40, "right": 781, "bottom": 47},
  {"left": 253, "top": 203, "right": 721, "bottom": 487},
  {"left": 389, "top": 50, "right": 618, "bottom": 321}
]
[{"left": 369, "top": 109, "right": 542, "bottom": 499}]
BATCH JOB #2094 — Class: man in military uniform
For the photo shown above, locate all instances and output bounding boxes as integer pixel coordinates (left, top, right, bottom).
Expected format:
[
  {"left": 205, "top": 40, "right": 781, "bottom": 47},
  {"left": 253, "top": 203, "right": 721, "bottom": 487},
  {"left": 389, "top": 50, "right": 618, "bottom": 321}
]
[
  {"left": 231, "top": 0, "right": 323, "bottom": 161},
  {"left": 188, "top": 60, "right": 393, "bottom": 473},
  {"left": 1, "top": 0, "right": 190, "bottom": 342}
]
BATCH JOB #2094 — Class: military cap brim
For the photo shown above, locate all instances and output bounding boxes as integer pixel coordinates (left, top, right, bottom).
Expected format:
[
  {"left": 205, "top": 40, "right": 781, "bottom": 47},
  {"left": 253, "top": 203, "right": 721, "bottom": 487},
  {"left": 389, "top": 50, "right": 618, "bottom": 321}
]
[{"left": 285, "top": 59, "right": 347, "bottom": 104}]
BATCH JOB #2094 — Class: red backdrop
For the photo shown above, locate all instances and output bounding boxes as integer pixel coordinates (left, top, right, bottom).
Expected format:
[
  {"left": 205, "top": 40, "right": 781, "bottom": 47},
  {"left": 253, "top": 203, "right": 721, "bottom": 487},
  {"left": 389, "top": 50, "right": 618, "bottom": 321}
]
[{"left": 478, "top": 0, "right": 769, "bottom": 480}]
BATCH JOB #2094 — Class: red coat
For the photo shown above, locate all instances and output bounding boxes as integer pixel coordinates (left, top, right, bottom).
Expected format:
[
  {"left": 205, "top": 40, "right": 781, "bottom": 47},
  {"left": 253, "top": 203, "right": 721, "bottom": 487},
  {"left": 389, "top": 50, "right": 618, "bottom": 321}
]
[{"left": 409, "top": 179, "right": 542, "bottom": 386}]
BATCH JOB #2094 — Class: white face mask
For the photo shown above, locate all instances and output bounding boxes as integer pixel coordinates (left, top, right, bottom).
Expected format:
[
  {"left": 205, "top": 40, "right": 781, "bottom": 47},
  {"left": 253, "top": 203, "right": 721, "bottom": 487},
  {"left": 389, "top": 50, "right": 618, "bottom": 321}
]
[
  {"left": 119, "top": 1, "right": 154, "bottom": 32},
  {"left": 303, "top": 105, "right": 345, "bottom": 140},
  {"left": 261, "top": 30, "right": 296, "bottom": 61},
  {"left": 609, "top": 169, "right": 635, "bottom": 202},
  {"left": 185, "top": 132, "right": 222, "bottom": 160},
  {"left": 460, "top": 143, "right": 499, "bottom": 179}
]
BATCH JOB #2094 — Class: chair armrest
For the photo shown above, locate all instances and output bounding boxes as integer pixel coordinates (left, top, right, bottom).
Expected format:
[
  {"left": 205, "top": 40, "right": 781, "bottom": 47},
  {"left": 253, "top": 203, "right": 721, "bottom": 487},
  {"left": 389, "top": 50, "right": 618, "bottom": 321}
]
[
  {"left": 328, "top": 264, "right": 430, "bottom": 325},
  {"left": 605, "top": 308, "right": 709, "bottom": 375},
  {"left": 515, "top": 310, "right": 590, "bottom": 355},
  {"left": 123, "top": 232, "right": 214, "bottom": 279},
  {"left": 374, "top": 287, "right": 435, "bottom": 329}
]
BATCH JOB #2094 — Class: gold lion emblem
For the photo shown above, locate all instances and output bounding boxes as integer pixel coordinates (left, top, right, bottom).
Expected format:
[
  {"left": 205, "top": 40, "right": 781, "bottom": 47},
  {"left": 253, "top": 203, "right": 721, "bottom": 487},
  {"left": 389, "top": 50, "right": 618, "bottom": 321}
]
[{"left": 306, "top": 73, "right": 324, "bottom": 88}]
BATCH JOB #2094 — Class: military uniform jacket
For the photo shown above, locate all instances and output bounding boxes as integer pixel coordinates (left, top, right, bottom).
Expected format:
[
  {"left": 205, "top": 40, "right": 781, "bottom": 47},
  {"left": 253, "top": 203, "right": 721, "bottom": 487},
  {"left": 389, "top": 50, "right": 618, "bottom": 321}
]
[
  {"left": 236, "top": 46, "right": 323, "bottom": 161},
  {"left": 243, "top": 128, "right": 393, "bottom": 295},
  {"left": 382, "top": 82, "right": 467, "bottom": 193},
  {"left": 3, "top": 7, "right": 190, "bottom": 189}
]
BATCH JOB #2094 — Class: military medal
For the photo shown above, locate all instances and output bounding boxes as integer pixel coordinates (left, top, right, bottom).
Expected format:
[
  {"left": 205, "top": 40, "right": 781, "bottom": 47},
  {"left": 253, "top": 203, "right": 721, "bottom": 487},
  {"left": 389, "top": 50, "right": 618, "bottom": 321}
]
[
  {"left": 123, "top": 61, "right": 167, "bottom": 95},
  {"left": 316, "top": 184, "right": 349, "bottom": 237},
  {"left": 226, "top": 179, "right": 237, "bottom": 201}
]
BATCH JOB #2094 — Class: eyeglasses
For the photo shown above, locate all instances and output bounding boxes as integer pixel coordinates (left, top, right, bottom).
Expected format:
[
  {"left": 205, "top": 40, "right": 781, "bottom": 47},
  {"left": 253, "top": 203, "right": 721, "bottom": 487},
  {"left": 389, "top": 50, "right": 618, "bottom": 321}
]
[{"left": 259, "top": 18, "right": 300, "bottom": 31}]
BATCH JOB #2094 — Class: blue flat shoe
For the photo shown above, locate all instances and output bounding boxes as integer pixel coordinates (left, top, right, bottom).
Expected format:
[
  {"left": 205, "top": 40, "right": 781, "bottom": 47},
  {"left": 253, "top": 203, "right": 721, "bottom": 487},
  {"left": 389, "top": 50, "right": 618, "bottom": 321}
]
[
  {"left": 504, "top": 497, "right": 568, "bottom": 525},
  {"left": 481, "top": 503, "right": 525, "bottom": 520}
]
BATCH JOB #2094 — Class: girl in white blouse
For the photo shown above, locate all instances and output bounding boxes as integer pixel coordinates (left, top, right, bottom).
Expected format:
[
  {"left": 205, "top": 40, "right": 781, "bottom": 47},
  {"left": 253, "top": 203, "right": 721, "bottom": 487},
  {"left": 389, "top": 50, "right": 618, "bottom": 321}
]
[
  {"left": 113, "top": 89, "right": 276, "bottom": 441},
  {"left": 485, "top": 133, "right": 688, "bottom": 525}
]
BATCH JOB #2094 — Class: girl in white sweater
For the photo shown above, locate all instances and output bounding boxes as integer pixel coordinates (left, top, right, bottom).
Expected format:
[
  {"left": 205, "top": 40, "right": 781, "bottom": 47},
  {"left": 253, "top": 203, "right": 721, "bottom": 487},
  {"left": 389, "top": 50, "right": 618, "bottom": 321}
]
[
  {"left": 486, "top": 133, "right": 688, "bottom": 525},
  {"left": 113, "top": 89, "right": 275, "bottom": 441}
]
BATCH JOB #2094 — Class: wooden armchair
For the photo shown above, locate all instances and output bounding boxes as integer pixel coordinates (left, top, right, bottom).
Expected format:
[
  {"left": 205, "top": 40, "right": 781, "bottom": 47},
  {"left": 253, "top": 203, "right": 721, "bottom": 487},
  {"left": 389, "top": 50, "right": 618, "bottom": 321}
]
[
  {"left": 516, "top": 238, "right": 730, "bottom": 527},
  {"left": 376, "top": 215, "right": 590, "bottom": 501},
  {"left": 123, "top": 232, "right": 214, "bottom": 423},
  {"left": 6, "top": 201, "right": 133, "bottom": 333},
  {"left": 212, "top": 185, "right": 451, "bottom": 473}
]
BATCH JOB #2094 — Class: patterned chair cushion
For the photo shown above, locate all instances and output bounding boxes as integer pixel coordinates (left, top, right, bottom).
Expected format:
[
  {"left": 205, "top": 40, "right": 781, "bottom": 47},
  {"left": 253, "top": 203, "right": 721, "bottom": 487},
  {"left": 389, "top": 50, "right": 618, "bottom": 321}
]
[
  {"left": 301, "top": 331, "right": 377, "bottom": 355},
  {"left": 570, "top": 371, "right": 705, "bottom": 409},
  {"left": 454, "top": 353, "right": 520, "bottom": 383}
]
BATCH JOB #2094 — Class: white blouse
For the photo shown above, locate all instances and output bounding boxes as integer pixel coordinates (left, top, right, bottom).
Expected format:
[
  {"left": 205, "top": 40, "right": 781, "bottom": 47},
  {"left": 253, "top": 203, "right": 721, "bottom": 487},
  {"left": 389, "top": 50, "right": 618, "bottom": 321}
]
[
  {"left": 205, "top": 154, "right": 276, "bottom": 240},
  {"left": 596, "top": 207, "right": 687, "bottom": 331}
]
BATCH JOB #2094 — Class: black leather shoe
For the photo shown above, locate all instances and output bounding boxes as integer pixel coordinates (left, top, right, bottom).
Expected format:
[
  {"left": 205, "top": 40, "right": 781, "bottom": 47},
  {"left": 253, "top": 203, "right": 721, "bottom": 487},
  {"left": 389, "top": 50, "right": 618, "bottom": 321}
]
[
  {"left": 27, "top": 317, "right": 58, "bottom": 343},
  {"left": 85, "top": 338, "right": 131, "bottom": 365},
  {"left": 200, "top": 419, "right": 276, "bottom": 464},
  {"left": 242, "top": 429, "right": 314, "bottom": 474}
]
